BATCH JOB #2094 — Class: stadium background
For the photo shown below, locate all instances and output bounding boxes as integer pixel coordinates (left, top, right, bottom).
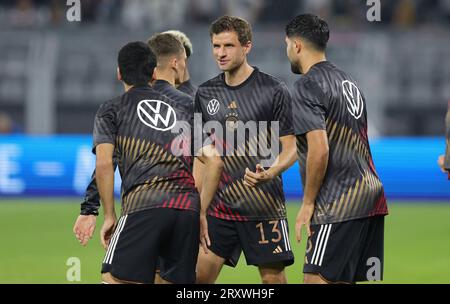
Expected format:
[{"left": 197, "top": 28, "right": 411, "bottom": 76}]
[{"left": 0, "top": 0, "right": 449, "bottom": 283}]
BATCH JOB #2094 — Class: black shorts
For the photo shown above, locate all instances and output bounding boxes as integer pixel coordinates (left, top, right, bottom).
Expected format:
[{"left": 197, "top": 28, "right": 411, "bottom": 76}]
[
  {"left": 207, "top": 215, "right": 294, "bottom": 267},
  {"left": 303, "top": 215, "right": 385, "bottom": 283},
  {"left": 101, "top": 208, "right": 199, "bottom": 284}
]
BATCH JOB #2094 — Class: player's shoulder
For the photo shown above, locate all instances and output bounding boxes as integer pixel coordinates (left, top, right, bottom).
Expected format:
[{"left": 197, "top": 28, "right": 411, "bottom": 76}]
[
  {"left": 96, "top": 95, "right": 122, "bottom": 115},
  {"left": 255, "top": 68, "right": 286, "bottom": 88},
  {"left": 244, "top": 68, "right": 290, "bottom": 101},
  {"left": 293, "top": 74, "right": 323, "bottom": 95},
  {"left": 158, "top": 90, "right": 194, "bottom": 116},
  {"left": 307, "top": 61, "right": 352, "bottom": 86},
  {"left": 198, "top": 74, "right": 223, "bottom": 91}
]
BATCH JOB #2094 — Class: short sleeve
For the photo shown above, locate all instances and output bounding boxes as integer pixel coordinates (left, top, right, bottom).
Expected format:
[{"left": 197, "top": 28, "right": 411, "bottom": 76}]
[
  {"left": 292, "top": 77, "right": 327, "bottom": 136},
  {"left": 272, "top": 83, "right": 294, "bottom": 137},
  {"left": 92, "top": 101, "right": 117, "bottom": 153}
]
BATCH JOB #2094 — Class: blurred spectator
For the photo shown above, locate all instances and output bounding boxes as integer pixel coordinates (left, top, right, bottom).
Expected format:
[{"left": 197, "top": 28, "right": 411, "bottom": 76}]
[
  {"left": 222, "top": 0, "right": 264, "bottom": 24},
  {"left": 0, "top": 112, "right": 12, "bottom": 134},
  {"left": 259, "top": 0, "right": 301, "bottom": 23},
  {"left": 392, "top": 0, "right": 416, "bottom": 27},
  {"left": 8, "top": 0, "right": 47, "bottom": 27},
  {"left": 189, "top": 0, "right": 224, "bottom": 23},
  {"left": 121, "top": 0, "right": 188, "bottom": 30}
]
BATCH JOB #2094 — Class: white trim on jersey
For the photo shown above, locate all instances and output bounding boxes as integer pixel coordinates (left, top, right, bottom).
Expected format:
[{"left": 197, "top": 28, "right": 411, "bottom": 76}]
[{"left": 103, "top": 215, "right": 128, "bottom": 265}]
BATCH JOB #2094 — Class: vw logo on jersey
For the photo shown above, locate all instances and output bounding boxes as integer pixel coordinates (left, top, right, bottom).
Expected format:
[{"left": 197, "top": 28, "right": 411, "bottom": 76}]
[
  {"left": 207, "top": 99, "right": 220, "bottom": 115},
  {"left": 342, "top": 80, "right": 364, "bottom": 119},
  {"left": 137, "top": 99, "right": 177, "bottom": 131}
]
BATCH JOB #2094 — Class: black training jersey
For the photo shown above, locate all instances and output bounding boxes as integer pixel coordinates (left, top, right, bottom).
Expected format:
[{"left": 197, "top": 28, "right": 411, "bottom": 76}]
[
  {"left": 154, "top": 79, "right": 193, "bottom": 106},
  {"left": 93, "top": 85, "right": 199, "bottom": 215},
  {"left": 81, "top": 82, "right": 195, "bottom": 216},
  {"left": 292, "top": 61, "right": 388, "bottom": 225},
  {"left": 445, "top": 101, "right": 450, "bottom": 177},
  {"left": 195, "top": 67, "right": 294, "bottom": 221},
  {"left": 178, "top": 80, "right": 197, "bottom": 98}
]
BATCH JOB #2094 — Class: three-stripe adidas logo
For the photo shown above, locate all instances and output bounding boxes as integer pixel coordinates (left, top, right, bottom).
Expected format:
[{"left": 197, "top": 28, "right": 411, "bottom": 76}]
[
  {"left": 273, "top": 246, "right": 283, "bottom": 254},
  {"left": 227, "top": 101, "right": 237, "bottom": 109},
  {"left": 309, "top": 224, "right": 332, "bottom": 267}
]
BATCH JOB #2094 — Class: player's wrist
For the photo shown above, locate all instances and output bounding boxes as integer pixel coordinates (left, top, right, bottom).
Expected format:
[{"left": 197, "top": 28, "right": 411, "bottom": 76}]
[
  {"left": 103, "top": 210, "right": 116, "bottom": 219},
  {"left": 302, "top": 198, "right": 315, "bottom": 206}
]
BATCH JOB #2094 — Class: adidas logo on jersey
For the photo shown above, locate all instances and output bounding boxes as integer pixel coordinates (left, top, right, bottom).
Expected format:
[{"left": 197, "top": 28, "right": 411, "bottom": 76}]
[
  {"left": 273, "top": 246, "right": 283, "bottom": 254},
  {"left": 228, "top": 101, "right": 238, "bottom": 109}
]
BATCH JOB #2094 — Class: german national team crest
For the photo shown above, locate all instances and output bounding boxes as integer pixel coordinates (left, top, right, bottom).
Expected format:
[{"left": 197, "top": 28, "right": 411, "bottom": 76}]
[
  {"left": 207, "top": 99, "right": 220, "bottom": 115},
  {"left": 225, "top": 113, "right": 239, "bottom": 131},
  {"left": 342, "top": 80, "right": 364, "bottom": 119}
]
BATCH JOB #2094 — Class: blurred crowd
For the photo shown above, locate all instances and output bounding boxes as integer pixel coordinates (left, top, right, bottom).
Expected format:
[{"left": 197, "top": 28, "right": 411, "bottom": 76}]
[{"left": 0, "top": 0, "right": 449, "bottom": 29}]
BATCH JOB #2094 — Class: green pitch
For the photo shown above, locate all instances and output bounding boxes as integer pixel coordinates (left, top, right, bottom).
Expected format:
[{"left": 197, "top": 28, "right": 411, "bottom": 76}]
[{"left": 0, "top": 199, "right": 449, "bottom": 284}]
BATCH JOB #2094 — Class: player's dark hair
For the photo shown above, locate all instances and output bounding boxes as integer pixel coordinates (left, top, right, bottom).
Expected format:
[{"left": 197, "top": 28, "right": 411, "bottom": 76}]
[
  {"left": 146, "top": 33, "right": 185, "bottom": 60},
  {"left": 285, "top": 14, "right": 329, "bottom": 51},
  {"left": 117, "top": 41, "right": 156, "bottom": 86},
  {"left": 209, "top": 15, "right": 252, "bottom": 46}
]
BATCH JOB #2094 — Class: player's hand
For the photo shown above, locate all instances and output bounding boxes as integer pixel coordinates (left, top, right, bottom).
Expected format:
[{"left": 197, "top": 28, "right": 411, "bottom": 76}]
[
  {"left": 200, "top": 212, "right": 211, "bottom": 254},
  {"left": 437, "top": 155, "right": 447, "bottom": 173},
  {"left": 244, "top": 164, "right": 273, "bottom": 187},
  {"left": 73, "top": 215, "right": 97, "bottom": 246},
  {"left": 295, "top": 202, "right": 314, "bottom": 244},
  {"left": 100, "top": 214, "right": 117, "bottom": 250}
]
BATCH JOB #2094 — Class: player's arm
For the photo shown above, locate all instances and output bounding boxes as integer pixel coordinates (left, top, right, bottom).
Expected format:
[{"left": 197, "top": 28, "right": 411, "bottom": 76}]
[
  {"left": 244, "top": 134, "right": 297, "bottom": 186},
  {"left": 289, "top": 78, "right": 329, "bottom": 243},
  {"left": 196, "top": 144, "right": 224, "bottom": 253},
  {"left": 303, "top": 130, "right": 329, "bottom": 205},
  {"left": 295, "top": 130, "right": 329, "bottom": 243},
  {"left": 74, "top": 156, "right": 120, "bottom": 246},
  {"left": 96, "top": 143, "right": 117, "bottom": 250},
  {"left": 73, "top": 168, "right": 101, "bottom": 246},
  {"left": 438, "top": 107, "right": 450, "bottom": 178},
  {"left": 244, "top": 82, "right": 296, "bottom": 185},
  {"left": 193, "top": 158, "right": 205, "bottom": 193}
]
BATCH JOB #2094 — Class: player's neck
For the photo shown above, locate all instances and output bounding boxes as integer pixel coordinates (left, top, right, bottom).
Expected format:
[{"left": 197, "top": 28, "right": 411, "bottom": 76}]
[
  {"left": 302, "top": 53, "right": 327, "bottom": 74},
  {"left": 123, "top": 82, "right": 151, "bottom": 92},
  {"left": 154, "top": 68, "right": 176, "bottom": 87},
  {"left": 224, "top": 62, "right": 254, "bottom": 87},
  {"left": 183, "top": 69, "right": 191, "bottom": 83},
  {"left": 123, "top": 83, "right": 133, "bottom": 92}
]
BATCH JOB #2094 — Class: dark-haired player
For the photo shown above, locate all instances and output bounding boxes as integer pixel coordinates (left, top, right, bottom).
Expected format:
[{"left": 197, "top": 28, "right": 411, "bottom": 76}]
[
  {"left": 73, "top": 33, "right": 194, "bottom": 248},
  {"left": 285, "top": 14, "right": 388, "bottom": 284},
  {"left": 95, "top": 41, "right": 222, "bottom": 284}
]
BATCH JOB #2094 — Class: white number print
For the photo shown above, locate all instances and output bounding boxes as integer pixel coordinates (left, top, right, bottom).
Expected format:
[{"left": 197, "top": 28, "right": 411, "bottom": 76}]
[{"left": 342, "top": 80, "right": 364, "bottom": 120}]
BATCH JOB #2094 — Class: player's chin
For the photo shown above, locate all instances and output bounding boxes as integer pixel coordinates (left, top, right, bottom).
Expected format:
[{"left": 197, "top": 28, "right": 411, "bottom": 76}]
[{"left": 218, "top": 62, "right": 232, "bottom": 71}]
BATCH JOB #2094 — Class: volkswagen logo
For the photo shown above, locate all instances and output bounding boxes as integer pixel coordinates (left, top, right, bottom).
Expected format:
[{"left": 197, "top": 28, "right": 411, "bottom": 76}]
[
  {"left": 342, "top": 80, "right": 364, "bottom": 120},
  {"left": 207, "top": 99, "right": 220, "bottom": 115},
  {"left": 137, "top": 99, "right": 177, "bottom": 131}
]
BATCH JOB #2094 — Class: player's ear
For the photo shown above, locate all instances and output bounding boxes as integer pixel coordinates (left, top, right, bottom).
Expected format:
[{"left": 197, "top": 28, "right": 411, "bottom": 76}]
[
  {"left": 117, "top": 67, "right": 122, "bottom": 81},
  {"left": 294, "top": 39, "right": 302, "bottom": 54},
  {"left": 243, "top": 41, "right": 252, "bottom": 55}
]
